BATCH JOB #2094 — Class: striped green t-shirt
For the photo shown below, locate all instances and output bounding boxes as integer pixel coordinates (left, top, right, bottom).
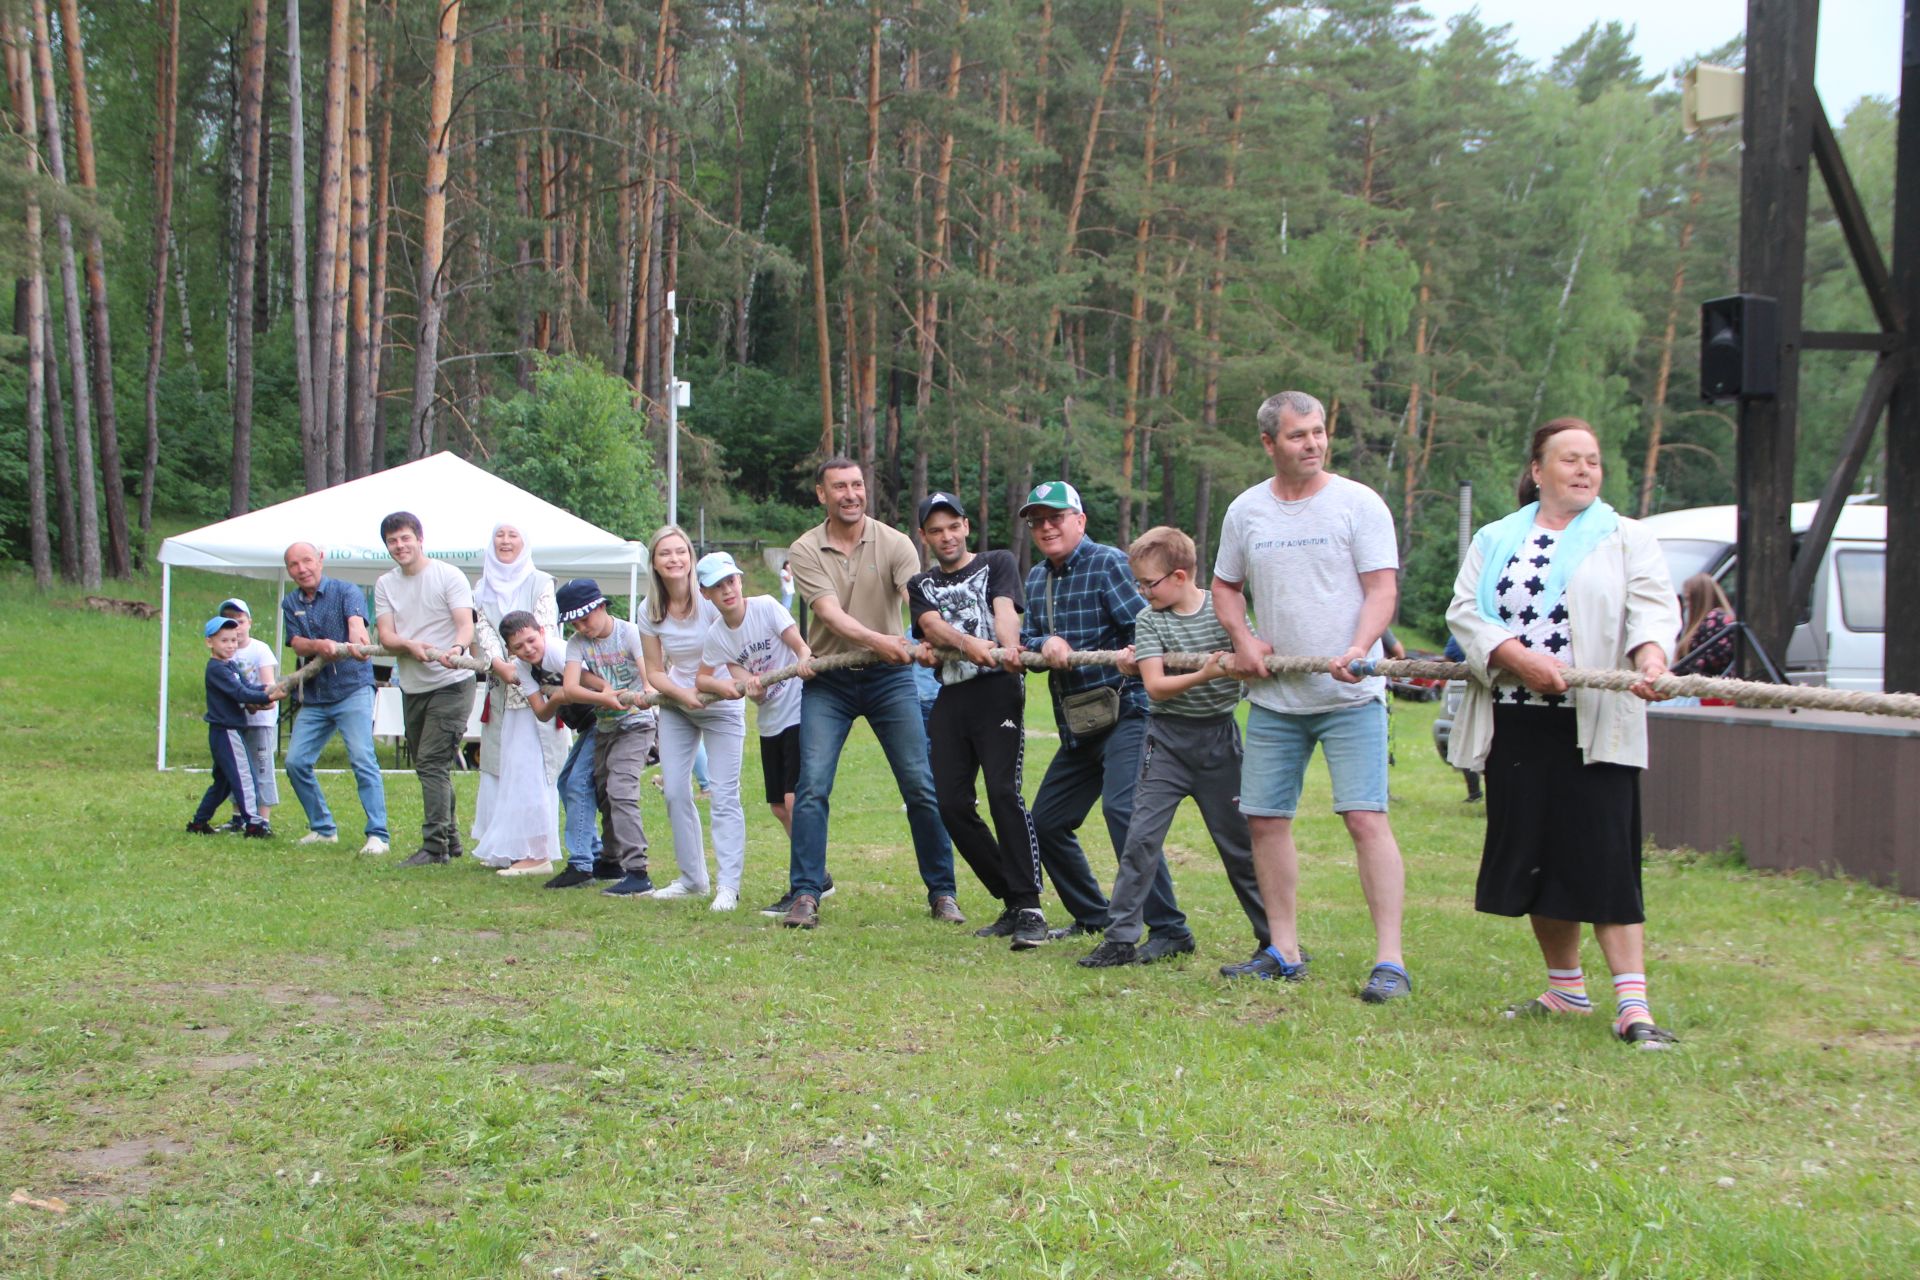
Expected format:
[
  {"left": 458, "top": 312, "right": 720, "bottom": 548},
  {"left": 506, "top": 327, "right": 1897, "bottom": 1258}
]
[{"left": 1132, "top": 595, "right": 1243, "bottom": 719}]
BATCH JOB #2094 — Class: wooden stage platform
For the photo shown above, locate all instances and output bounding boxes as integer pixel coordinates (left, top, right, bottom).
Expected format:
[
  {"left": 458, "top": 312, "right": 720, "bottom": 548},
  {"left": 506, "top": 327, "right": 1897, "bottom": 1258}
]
[{"left": 1644, "top": 704, "right": 1920, "bottom": 896}]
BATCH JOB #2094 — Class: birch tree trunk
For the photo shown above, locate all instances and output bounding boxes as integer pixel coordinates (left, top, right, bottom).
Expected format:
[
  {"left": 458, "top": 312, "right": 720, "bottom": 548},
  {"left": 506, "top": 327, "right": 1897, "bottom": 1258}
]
[
  {"left": 6, "top": 27, "right": 52, "bottom": 586},
  {"left": 407, "top": 0, "right": 460, "bottom": 459},
  {"left": 30, "top": 0, "right": 98, "bottom": 585}
]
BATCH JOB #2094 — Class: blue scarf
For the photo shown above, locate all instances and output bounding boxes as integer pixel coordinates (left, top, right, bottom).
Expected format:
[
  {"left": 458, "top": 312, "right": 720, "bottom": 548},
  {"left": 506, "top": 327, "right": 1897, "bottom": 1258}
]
[{"left": 1474, "top": 499, "right": 1619, "bottom": 624}]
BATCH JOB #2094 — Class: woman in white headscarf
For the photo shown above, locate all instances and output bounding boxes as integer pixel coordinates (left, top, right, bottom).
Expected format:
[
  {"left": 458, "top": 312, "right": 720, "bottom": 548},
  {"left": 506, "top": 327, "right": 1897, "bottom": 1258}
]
[{"left": 471, "top": 522, "right": 565, "bottom": 867}]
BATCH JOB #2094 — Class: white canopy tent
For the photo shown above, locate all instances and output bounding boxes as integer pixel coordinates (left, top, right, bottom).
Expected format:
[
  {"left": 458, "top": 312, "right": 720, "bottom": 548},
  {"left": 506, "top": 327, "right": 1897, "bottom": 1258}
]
[{"left": 155, "top": 452, "right": 648, "bottom": 770}]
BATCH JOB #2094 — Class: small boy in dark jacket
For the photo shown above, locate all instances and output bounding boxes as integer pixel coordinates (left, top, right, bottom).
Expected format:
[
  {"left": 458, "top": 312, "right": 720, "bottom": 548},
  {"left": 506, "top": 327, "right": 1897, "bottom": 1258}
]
[{"left": 188, "top": 616, "right": 286, "bottom": 836}]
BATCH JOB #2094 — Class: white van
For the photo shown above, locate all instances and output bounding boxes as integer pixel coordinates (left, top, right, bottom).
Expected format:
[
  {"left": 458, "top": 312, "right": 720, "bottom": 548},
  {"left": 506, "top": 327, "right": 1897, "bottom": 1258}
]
[{"left": 1638, "top": 498, "right": 1886, "bottom": 691}]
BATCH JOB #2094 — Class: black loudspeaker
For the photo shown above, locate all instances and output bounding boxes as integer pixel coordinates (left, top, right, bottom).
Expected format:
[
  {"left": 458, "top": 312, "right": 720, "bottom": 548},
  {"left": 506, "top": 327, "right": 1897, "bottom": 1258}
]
[{"left": 1700, "top": 293, "right": 1778, "bottom": 401}]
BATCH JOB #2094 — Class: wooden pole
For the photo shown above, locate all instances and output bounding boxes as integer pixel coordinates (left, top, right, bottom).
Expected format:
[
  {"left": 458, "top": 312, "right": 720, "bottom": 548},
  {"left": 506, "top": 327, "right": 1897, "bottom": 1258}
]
[
  {"left": 1887, "top": 5, "right": 1920, "bottom": 693},
  {"left": 1735, "top": 0, "right": 1817, "bottom": 677}
]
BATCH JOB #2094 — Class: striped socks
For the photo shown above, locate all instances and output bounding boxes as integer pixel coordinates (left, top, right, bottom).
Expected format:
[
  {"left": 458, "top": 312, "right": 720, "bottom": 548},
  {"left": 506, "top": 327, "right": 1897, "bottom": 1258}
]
[
  {"left": 1536, "top": 967, "right": 1592, "bottom": 1014},
  {"left": 1612, "top": 972, "right": 1653, "bottom": 1034}
]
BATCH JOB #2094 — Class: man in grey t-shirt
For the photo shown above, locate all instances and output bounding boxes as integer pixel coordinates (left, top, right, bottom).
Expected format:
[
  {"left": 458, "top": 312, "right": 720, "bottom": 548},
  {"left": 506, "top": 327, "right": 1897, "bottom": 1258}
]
[
  {"left": 1212, "top": 390, "right": 1411, "bottom": 1004},
  {"left": 373, "top": 511, "right": 476, "bottom": 866}
]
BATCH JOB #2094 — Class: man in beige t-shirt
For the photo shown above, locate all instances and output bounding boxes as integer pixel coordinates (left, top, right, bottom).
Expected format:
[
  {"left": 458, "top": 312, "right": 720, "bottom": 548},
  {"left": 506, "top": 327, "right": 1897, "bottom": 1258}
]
[
  {"left": 770, "top": 458, "right": 957, "bottom": 929},
  {"left": 373, "top": 511, "right": 476, "bottom": 866}
]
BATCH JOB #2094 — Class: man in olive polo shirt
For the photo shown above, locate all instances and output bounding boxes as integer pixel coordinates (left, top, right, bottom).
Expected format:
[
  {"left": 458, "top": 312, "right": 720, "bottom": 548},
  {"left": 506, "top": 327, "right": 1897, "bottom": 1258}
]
[{"left": 771, "top": 456, "right": 960, "bottom": 929}]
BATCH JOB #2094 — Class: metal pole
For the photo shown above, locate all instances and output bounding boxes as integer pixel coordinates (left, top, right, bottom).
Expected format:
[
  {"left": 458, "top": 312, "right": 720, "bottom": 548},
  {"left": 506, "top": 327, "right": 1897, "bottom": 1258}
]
[{"left": 158, "top": 562, "right": 172, "bottom": 771}]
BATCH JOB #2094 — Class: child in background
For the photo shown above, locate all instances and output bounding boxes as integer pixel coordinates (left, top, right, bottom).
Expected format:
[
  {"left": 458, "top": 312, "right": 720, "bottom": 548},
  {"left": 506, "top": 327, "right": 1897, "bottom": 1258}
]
[
  {"left": 473, "top": 610, "right": 569, "bottom": 876},
  {"left": 695, "top": 552, "right": 814, "bottom": 911},
  {"left": 560, "top": 580, "right": 660, "bottom": 899},
  {"left": 1078, "top": 527, "right": 1270, "bottom": 969},
  {"left": 188, "top": 616, "right": 286, "bottom": 837},
  {"left": 218, "top": 598, "right": 279, "bottom": 832}
]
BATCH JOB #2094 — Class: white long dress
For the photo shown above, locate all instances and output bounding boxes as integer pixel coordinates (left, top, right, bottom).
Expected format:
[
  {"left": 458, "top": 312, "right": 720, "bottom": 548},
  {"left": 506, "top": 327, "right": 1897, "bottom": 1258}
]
[{"left": 472, "top": 661, "right": 565, "bottom": 868}]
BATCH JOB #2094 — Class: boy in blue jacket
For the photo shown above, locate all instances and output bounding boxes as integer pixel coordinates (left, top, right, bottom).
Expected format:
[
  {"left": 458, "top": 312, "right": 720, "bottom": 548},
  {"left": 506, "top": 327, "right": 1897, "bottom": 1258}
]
[{"left": 187, "top": 616, "right": 287, "bottom": 836}]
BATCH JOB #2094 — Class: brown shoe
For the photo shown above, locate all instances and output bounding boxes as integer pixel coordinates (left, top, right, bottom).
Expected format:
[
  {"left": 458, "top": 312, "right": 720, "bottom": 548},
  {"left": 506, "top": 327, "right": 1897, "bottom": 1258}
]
[
  {"left": 929, "top": 895, "right": 966, "bottom": 925},
  {"left": 782, "top": 893, "right": 819, "bottom": 929}
]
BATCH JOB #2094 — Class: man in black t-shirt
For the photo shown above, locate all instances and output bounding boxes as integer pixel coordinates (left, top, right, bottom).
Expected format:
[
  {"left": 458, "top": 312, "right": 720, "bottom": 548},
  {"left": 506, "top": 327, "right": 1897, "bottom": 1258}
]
[{"left": 908, "top": 493, "right": 1049, "bottom": 950}]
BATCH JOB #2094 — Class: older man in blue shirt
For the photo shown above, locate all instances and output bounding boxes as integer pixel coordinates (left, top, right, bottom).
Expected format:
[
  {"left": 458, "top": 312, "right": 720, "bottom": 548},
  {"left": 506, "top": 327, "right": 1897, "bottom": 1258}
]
[
  {"left": 1020, "top": 482, "right": 1191, "bottom": 957},
  {"left": 280, "top": 541, "right": 390, "bottom": 853}
]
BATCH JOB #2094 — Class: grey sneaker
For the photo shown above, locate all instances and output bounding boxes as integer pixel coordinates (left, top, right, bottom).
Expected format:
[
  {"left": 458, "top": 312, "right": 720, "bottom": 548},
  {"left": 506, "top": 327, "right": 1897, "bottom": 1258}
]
[
  {"left": 1009, "top": 909, "right": 1050, "bottom": 951},
  {"left": 1219, "top": 946, "right": 1311, "bottom": 981},
  {"left": 1077, "top": 939, "right": 1138, "bottom": 968},
  {"left": 399, "top": 848, "right": 449, "bottom": 867}
]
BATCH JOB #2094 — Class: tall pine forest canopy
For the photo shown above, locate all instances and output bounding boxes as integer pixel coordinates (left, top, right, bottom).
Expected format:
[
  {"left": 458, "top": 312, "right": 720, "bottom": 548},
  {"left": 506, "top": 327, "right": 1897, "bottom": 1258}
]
[{"left": 0, "top": 1, "right": 1902, "bottom": 632}]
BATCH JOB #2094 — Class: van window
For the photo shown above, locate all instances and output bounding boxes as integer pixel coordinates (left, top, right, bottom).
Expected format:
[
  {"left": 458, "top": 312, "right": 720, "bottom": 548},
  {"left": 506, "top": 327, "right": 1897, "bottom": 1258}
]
[
  {"left": 1659, "top": 539, "right": 1731, "bottom": 590},
  {"left": 1834, "top": 549, "right": 1884, "bottom": 632}
]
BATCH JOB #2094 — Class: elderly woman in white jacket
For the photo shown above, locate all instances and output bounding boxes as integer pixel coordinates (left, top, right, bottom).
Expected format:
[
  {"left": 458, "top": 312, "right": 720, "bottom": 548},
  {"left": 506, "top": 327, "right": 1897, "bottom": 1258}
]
[{"left": 1447, "top": 418, "right": 1682, "bottom": 1049}]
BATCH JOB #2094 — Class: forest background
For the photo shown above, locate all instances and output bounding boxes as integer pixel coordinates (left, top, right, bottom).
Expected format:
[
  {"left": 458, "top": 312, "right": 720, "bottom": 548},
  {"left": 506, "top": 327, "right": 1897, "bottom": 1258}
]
[{"left": 0, "top": 0, "right": 1901, "bottom": 635}]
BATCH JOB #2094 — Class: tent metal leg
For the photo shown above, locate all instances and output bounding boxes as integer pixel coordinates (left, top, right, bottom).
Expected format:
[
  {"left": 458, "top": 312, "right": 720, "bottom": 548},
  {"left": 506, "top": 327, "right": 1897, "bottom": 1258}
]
[{"left": 158, "top": 563, "right": 172, "bottom": 771}]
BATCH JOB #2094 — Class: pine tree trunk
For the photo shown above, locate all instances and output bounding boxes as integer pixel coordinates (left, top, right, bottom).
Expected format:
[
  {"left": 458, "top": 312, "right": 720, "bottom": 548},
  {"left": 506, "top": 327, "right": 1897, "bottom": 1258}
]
[
  {"left": 407, "top": 0, "right": 460, "bottom": 459},
  {"left": 309, "top": 0, "right": 350, "bottom": 473},
  {"left": 140, "top": 0, "right": 180, "bottom": 542},
  {"left": 284, "top": 0, "right": 317, "bottom": 488},
  {"left": 366, "top": 0, "right": 393, "bottom": 471},
  {"left": 7, "top": 32, "right": 52, "bottom": 586},
  {"left": 1193, "top": 466, "right": 1212, "bottom": 586},
  {"left": 1117, "top": 1, "right": 1164, "bottom": 548},
  {"left": 326, "top": 149, "right": 348, "bottom": 482},
  {"left": 1040, "top": 4, "right": 1127, "bottom": 388},
  {"left": 229, "top": 0, "right": 268, "bottom": 515},
  {"left": 510, "top": 16, "right": 534, "bottom": 388},
  {"left": 54, "top": 0, "right": 128, "bottom": 576},
  {"left": 31, "top": 0, "right": 99, "bottom": 585},
  {"left": 346, "top": 0, "right": 372, "bottom": 477},
  {"left": 799, "top": 17, "right": 833, "bottom": 455}
]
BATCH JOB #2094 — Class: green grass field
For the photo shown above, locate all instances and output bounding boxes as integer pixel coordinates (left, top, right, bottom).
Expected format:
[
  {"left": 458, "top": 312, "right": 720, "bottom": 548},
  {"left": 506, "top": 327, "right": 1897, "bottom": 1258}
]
[{"left": 2, "top": 564, "right": 1918, "bottom": 1278}]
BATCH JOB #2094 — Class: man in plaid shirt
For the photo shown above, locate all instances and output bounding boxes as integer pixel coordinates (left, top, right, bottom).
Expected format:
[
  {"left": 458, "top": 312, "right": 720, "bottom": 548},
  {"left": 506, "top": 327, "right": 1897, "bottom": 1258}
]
[{"left": 1020, "top": 481, "right": 1192, "bottom": 957}]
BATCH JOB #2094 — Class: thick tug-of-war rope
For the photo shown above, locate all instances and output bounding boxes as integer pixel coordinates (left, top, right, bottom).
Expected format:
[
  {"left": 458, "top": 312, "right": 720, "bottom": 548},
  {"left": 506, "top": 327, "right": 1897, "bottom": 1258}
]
[{"left": 271, "top": 642, "right": 1920, "bottom": 720}]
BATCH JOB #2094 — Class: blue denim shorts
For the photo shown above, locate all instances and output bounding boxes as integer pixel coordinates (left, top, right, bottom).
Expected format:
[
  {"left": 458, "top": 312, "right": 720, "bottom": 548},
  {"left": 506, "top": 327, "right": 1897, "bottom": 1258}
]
[{"left": 1239, "top": 700, "right": 1390, "bottom": 818}]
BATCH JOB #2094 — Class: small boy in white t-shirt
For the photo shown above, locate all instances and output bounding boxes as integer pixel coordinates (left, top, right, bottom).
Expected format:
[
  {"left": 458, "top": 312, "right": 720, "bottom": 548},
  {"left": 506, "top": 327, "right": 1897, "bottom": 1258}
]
[
  {"left": 695, "top": 553, "right": 814, "bottom": 839},
  {"left": 219, "top": 597, "right": 280, "bottom": 831}
]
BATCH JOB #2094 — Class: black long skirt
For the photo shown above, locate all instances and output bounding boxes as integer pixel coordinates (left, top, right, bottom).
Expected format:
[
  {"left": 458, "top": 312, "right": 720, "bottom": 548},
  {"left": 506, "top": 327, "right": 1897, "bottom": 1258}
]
[{"left": 1475, "top": 703, "right": 1645, "bottom": 925}]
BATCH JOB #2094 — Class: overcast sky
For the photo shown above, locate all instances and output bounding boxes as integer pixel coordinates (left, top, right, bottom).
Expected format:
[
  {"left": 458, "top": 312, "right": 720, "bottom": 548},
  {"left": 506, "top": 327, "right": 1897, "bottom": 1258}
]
[{"left": 1437, "top": 0, "right": 1905, "bottom": 116}]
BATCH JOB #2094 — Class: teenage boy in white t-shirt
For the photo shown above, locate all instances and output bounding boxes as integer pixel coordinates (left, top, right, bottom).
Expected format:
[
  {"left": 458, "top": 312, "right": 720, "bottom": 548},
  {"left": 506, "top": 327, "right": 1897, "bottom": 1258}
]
[
  {"left": 218, "top": 597, "right": 280, "bottom": 832},
  {"left": 696, "top": 553, "right": 815, "bottom": 911}
]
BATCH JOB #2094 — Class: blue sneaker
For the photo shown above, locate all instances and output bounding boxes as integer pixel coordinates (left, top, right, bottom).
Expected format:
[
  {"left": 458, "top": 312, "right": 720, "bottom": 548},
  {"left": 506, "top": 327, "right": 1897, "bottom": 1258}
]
[
  {"left": 1219, "top": 945, "right": 1311, "bottom": 981},
  {"left": 602, "top": 872, "right": 657, "bottom": 898},
  {"left": 1359, "top": 962, "right": 1412, "bottom": 1003}
]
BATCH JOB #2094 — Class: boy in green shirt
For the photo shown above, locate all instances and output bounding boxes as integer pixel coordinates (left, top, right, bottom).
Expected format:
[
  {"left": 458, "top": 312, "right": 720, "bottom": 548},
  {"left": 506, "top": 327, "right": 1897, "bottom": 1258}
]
[{"left": 1079, "top": 527, "right": 1273, "bottom": 968}]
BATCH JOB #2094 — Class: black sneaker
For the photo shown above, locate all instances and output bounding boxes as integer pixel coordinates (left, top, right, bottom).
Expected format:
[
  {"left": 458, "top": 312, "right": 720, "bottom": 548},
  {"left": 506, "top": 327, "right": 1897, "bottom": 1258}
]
[
  {"left": 602, "top": 872, "right": 656, "bottom": 897},
  {"left": 1009, "top": 909, "right": 1050, "bottom": 951},
  {"left": 1077, "top": 939, "right": 1138, "bottom": 968},
  {"left": 186, "top": 820, "right": 219, "bottom": 835},
  {"left": 761, "top": 874, "right": 835, "bottom": 917},
  {"left": 974, "top": 907, "right": 1019, "bottom": 939},
  {"left": 1138, "top": 933, "right": 1196, "bottom": 964},
  {"left": 1219, "top": 946, "right": 1311, "bottom": 981},
  {"left": 591, "top": 860, "right": 624, "bottom": 881},
  {"left": 1047, "top": 922, "right": 1100, "bottom": 942},
  {"left": 399, "top": 848, "right": 450, "bottom": 867},
  {"left": 544, "top": 867, "right": 596, "bottom": 889},
  {"left": 243, "top": 822, "right": 273, "bottom": 839}
]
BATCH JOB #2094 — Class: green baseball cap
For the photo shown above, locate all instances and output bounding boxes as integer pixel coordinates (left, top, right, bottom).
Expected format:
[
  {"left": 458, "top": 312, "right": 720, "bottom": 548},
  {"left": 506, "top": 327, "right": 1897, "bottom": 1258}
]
[{"left": 1019, "top": 480, "right": 1084, "bottom": 518}]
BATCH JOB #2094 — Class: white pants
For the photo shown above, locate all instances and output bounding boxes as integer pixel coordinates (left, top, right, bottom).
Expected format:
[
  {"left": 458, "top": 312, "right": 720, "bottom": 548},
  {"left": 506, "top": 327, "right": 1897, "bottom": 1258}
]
[{"left": 655, "top": 705, "right": 746, "bottom": 892}]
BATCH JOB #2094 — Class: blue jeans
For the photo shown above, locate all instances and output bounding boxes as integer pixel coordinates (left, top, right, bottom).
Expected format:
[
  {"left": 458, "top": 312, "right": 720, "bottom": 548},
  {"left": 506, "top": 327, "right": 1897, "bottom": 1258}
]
[
  {"left": 789, "top": 663, "right": 954, "bottom": 902},
  {"left": 284, "top": 686, "right": 389, "bottom": 840},
  {"left": 558, "top": 728, "right": 603, "bottom": 871},
  {"left": 1030, "top": 711, "right": 1190, "bottom": 940}
]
